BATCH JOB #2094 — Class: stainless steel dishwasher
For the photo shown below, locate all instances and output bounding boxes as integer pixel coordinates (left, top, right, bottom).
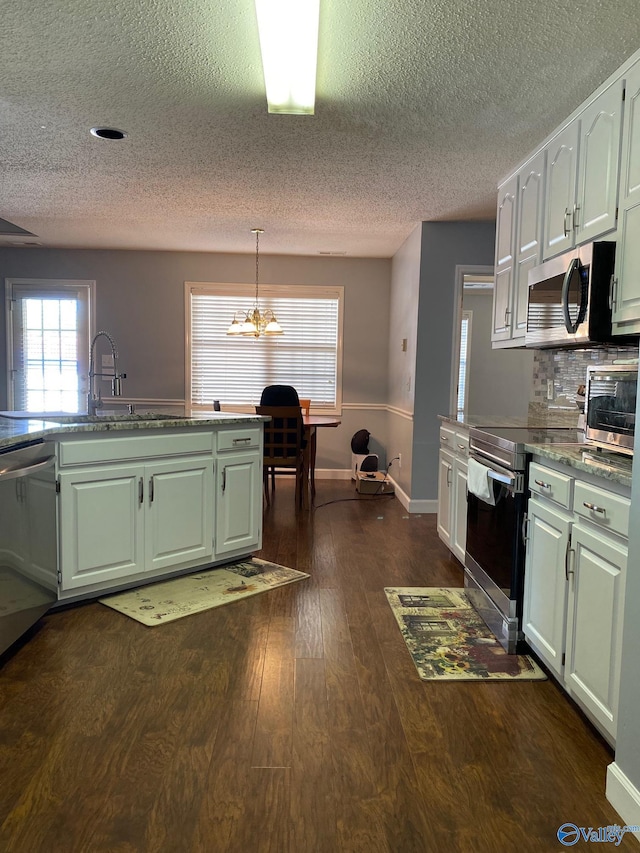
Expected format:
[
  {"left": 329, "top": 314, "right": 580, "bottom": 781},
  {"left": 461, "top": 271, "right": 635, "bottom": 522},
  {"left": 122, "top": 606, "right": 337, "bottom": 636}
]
[{"left": 0, "top": 441, "right": 58, "bottom": 656}]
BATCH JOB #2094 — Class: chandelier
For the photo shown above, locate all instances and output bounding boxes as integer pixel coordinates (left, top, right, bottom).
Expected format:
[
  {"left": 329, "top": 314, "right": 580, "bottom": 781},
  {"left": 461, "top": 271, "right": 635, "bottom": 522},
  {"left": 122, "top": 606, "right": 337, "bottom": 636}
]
[{"left": 227, "top": 228, "right": 283, "bottom": 337}]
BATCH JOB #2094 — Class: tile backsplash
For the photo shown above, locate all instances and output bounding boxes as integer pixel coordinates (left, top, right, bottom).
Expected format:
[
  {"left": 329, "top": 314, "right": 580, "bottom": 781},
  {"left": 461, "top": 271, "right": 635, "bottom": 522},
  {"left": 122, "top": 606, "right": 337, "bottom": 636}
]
[{"left": 530, "top": 345, "right": 639, "bottom": 414}]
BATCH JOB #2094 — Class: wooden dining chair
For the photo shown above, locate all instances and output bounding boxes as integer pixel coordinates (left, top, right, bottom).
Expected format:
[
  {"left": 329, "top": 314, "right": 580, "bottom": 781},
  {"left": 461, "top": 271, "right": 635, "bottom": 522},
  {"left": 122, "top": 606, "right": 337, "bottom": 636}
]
[
  {"left": 299, "top": 398, "right": 311, "bottom": 416},
  {"left": 255, "top": 405, "right": 306, "bottom": 508}
]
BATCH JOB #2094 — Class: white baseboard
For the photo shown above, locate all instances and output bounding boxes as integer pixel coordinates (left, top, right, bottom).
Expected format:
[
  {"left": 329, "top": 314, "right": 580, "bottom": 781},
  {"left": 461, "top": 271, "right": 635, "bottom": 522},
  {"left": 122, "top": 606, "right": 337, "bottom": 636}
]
[
  {"left": 315, "top": 468, "right": 353, "bottom": 480},
  {"left": 606, "top": 762, "right": 640, "bottom": 843}
]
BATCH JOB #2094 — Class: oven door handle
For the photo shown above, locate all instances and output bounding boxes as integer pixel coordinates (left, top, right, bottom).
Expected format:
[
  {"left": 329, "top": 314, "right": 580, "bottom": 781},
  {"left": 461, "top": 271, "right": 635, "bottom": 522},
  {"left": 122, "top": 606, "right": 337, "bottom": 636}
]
[
  {"left": 487, "top": 468, "right": 515, "bottom": 487},
  {"left": 469, "top": 451, "right": 524, "bottom": 493}
]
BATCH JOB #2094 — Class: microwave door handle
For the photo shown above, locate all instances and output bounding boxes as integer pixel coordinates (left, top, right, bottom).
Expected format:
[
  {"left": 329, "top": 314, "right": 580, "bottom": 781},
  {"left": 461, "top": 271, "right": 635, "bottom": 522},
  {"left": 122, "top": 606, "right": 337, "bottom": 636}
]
[{"left": 561, "top": 257, "right": 582, "bottom": 334}]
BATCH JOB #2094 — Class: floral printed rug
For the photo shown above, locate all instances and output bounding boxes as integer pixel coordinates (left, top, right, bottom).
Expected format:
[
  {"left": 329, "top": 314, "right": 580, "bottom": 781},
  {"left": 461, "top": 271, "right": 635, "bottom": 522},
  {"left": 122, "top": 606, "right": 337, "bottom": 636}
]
[
  {"left": 99, "top": 558, "right": 309, "bottom": 626},
  {"left": 385, "top": 587, "right": 546, "bottom": 681}
]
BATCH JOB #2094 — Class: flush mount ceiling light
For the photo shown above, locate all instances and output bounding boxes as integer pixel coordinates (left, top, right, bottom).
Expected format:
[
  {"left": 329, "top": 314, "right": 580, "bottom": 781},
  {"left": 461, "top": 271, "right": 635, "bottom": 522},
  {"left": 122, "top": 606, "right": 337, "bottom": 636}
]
[
  {"left": 90, "top": 127, "right": 128, "bottom": 140},
  {"left": 254, "top": 0, "right": 320, "bottom": 115},
  {"left": 227, "top": 229, "right": 283, "bottom": 338}
]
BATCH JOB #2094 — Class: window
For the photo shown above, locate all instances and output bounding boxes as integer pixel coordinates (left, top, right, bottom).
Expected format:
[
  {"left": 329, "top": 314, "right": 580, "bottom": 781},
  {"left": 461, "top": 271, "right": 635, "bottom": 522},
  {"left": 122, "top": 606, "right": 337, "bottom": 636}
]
[
  {"left": 6, "top": 279, "right": 94, "bottom": 413},
  {"left": 456, "top": 310, "right": 472, "bottom": 420},
  {"left": 186, "top": 283, "right": 343, "bottom": 412}
]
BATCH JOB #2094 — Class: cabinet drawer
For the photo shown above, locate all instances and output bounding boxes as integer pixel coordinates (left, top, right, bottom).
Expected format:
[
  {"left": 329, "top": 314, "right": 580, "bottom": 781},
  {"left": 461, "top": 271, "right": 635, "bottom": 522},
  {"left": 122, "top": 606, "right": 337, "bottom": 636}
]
[
  {"left": 216, "top": 427, "right": 261, "bottom": 452},
  {"left": 440, "top": 426, "right": 456, "bottom": 449},
  {"left": 574, "top": 481, "right": 630, "bottom": 538},
  {"left": 529, "top": 462, "right": 573, "bottom": 508},
  {"left": 453, "top": 429, "right": 469, "bottom": 457},
  {"left": 58, "top": 431, "right": 214, "bottom": 466}
]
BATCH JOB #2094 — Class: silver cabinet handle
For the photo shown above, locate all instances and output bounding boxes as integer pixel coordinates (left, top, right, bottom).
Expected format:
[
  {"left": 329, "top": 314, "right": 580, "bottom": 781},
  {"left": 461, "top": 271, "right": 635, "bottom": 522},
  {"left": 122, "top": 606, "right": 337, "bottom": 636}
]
[
  {"left": 222, "top": 467, "right": 227, "bottom": 492},
  {"left": 563, "top": 207, "right": 571, "bottom": 237},
  {"left": 534, "top": 479, "right": 551, "bottom": 489},
  {"left": 573, "top": 203, "right": 580, "bottom": 230},
  {"left": 610, "top": 276, "right": 618, "bottom": 312},
  {"left": 565, "top": 538, "right": 574, "bottom": 581},
  {"left": 232, "top": 437, "right": 252, "bottom": 445},
  {"left": 446, "top": 465, "right": 452, "bottom": 487},
  {"left": 522, "top": 513, "right": 529, "bottom": 545},
  {"left": 583, "top": 501, "right": 605, "bottom": 514},
  {"left": 138, "top": 477, "right": 144, "bottom": 504},
  {"left": 149, "top": 476, "right": 154, "bottom": 503},
  {"left": 457, "top": 443, "right": 466, "bottom": 451},
  {"left": 441, "top": 435, "right": 449, "bottom": 443}
]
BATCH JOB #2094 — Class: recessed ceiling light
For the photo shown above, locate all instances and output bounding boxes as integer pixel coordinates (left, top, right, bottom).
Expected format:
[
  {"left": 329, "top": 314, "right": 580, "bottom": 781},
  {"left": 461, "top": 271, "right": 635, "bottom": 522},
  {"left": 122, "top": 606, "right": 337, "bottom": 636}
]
[
  {"left": 90, "top": 127, "right": 128, "bottom": 140},
  {"left": 318, "top": 250, "right": 347, "bottom": 255}
]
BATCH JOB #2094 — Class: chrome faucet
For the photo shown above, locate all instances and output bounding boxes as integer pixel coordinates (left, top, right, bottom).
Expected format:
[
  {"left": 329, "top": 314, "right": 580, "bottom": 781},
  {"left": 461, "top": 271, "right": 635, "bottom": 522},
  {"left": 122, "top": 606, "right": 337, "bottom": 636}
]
[{"left": 88, "top": 331, "right": 126, "bottom": 416}]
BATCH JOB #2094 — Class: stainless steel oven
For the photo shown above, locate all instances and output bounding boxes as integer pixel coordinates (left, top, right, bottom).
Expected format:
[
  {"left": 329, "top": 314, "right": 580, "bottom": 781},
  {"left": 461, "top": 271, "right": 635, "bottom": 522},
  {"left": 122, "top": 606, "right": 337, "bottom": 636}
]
[
  {"left": 465, "top": 426, "right": 582, "bottom": 653},
  {"left": 465, "top": 433, "right": 528, "bottom": 654}
]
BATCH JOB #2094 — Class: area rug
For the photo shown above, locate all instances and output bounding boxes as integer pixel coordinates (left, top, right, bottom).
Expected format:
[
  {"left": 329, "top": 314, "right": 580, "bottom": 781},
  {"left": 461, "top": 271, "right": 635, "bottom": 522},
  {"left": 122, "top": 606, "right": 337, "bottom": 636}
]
[
  {"left": 99, "top": 558, "right": 309, "bottom": 626},
  {"left": 384, "top": 587, "right": 546, "bottom": 681}
]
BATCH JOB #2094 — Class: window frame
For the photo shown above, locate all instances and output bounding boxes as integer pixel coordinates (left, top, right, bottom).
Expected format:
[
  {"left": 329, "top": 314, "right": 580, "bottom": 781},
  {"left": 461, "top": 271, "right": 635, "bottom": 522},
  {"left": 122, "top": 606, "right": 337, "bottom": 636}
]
[
  {"left": 185, "top": 281, "right": 344, "bottom": 415},
  {"left": 5, "top": 278, "right": 96, "bottom": 412}
]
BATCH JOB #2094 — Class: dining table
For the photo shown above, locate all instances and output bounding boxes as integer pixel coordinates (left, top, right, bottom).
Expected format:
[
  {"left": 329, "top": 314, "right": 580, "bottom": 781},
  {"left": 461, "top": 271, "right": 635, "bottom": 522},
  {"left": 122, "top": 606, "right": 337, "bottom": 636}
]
[{"left": 302, "top": 414, "right": 341, "bottom": 498}]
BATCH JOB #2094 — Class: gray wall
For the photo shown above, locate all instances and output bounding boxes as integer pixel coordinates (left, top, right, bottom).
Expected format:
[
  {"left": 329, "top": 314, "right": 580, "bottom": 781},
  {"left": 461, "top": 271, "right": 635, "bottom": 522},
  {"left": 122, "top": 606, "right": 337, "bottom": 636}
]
[
  {"left": 0, "top": 248, "right": 391, "bottom": 469},
  {"left": 412, "top": 221, "right": 496, "bottom": 501},
  {"left": 463, "top": 290, "right": 533, "bottom": 419},
  {"left": 387, "top": 224, "right": 422, "bottom": 495}
]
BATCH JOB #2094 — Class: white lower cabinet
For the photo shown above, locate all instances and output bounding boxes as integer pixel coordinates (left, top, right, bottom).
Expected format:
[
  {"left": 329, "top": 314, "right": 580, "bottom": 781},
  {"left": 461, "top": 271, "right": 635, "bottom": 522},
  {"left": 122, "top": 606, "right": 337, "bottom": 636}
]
[
  {"left": 215, "top": 451, "right": 261, "bottom": 557},
  {"left": 58, "top": 455, "right": 213, "bottom": 590},
  {"left": 523, "top": 497, "right": 571, "bottom": 679},
  {"left": 437, "top": 448, "right": 454, "bottom": 549},
  {"left": 565, "top": 522, "right": 627, "bottom": 740},
  {"left": 523, "top": 458, "right": 629, "bottom": 744},
  {"left": 437, "top": 424, "right": 469, "bottom": 563}
]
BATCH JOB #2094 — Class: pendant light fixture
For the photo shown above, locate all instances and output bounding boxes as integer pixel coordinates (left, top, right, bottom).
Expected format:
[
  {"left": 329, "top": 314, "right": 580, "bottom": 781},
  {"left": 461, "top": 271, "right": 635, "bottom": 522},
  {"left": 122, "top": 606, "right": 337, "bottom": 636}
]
[{"left": 227, "top": 229, "right": 283, "bottom": 337}]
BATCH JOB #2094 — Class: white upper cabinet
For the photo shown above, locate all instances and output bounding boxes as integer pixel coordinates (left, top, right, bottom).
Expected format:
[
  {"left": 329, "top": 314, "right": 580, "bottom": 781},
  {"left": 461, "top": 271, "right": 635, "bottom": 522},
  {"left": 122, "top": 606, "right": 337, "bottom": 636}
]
[
  {"left": 543, "top": 121, "right": 580, "bottom": 259},
  {"left": 542, "top": 79, "right": 624, "bottom": 260},
  {"left": 513, "top": 150, "right": 545, "bottom": 339},
  {"left": 575, "top": 78, "right": 624, "bottom": 244},
  {"left": 491, "top": 175, "right": 518, "bottom": 344},
  {"left": 492, "top": 152, "right": 545, "bottom": 347},
  {"left": 612, "top": 58, "right": 640, "bottom": 333}
]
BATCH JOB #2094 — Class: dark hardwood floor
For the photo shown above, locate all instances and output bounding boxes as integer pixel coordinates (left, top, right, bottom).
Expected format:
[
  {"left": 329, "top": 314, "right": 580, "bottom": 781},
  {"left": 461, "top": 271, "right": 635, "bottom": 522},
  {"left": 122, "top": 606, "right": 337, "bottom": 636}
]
[{"left": 0, "top": 480, "right": 634, "bottom": 852}]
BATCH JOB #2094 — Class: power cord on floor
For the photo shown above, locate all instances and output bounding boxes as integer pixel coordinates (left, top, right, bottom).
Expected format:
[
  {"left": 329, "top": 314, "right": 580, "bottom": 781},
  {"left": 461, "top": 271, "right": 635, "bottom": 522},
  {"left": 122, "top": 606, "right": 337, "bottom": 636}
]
[{"left": 313, "top": 458, "right": 399, "bottom": 509}]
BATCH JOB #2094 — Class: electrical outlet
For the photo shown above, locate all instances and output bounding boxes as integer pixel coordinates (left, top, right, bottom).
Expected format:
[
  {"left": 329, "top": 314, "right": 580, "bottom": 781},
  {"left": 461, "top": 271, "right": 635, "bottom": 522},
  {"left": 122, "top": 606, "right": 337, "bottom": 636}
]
[
  {"left": 398, "top": 453, "right": 402, "bottom": 469},
  {"left": 547, "top": 379, "right": 554, "bottom": 400}
]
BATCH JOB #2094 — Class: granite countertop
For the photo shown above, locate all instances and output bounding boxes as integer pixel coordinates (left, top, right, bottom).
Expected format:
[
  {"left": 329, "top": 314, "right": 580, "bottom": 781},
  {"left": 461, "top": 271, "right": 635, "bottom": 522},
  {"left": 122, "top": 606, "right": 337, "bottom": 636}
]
[
  {"left": 439, "top": 412, "right": 580, "bottom": 429},
  {"left": 438, "top": 413, "right": 632, "bottom": 488},
  {"left": 526, "top": 443, "right": 633, "bottom": 488},
  {"left": 0, "top": 411, "right": 266, "bottom": 453}
]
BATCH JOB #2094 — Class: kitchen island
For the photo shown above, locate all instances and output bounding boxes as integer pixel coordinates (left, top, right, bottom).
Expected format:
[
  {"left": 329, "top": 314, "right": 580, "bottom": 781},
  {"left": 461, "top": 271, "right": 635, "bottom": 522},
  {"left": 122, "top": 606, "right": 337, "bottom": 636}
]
[{"left": 0, "top": 411, "right": 266, "bottom": 607}]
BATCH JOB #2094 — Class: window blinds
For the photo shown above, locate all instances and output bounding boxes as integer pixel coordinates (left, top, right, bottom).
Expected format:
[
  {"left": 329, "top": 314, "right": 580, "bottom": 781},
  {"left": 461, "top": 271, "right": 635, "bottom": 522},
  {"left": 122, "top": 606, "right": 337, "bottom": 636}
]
[{"left": 188, "top": 284, "right": 342, "bottom": 410}]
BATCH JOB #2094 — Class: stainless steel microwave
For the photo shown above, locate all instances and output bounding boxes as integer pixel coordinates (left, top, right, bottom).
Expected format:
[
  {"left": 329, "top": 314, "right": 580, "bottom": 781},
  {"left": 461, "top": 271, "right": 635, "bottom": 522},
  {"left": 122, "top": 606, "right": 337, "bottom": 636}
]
[
  {"left": 585, "top": 363, "right": 637, "bottom": 455},
  {"left": 525, "top": 241, "right": 620, "bottom": 348}
]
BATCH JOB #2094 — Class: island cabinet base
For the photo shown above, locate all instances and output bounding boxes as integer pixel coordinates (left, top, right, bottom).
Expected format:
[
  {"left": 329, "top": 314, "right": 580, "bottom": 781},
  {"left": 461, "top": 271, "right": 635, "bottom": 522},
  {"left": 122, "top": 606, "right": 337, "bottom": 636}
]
[{"left": 54, "top": 424, "right": 263, "bottom": 601}]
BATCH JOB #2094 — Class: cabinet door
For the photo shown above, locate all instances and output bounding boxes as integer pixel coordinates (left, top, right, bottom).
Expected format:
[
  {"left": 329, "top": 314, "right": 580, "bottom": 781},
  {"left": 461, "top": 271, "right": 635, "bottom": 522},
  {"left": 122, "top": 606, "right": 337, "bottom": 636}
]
[
  {"left": 215, "top": 453, "right": 261, "bottom": 557},
  {"left": 565, "top": 523, "right": 626, "bottom": 741},
  {"left": 513, "top": 151, "right": 545, "bottom": 338},
  {"left": 575, "top": 79, "right": 623, "bottom": 244},
  {"left": 613, "top": 60, "right": 640, "bottom": 332},
  {"left": 58, "top": 465, "right": 145, "bottom": 590},
  {"left": 491, "top": 176, "right": 518, "bottom": 343},
  {"left": 522, "top": 497, "right": 571, "bottom": 678},
  {"left": 146, "top": 456, "right": 214, "bottom": 572},
  {"left": 437, "top": 450, "right": 454, "bottom": 548},
  {"left": 543, "top": 121, "right": 579, "bottom": 259},
  {"left": 450, "top": 459, "right": 468, "bottom": 564}
]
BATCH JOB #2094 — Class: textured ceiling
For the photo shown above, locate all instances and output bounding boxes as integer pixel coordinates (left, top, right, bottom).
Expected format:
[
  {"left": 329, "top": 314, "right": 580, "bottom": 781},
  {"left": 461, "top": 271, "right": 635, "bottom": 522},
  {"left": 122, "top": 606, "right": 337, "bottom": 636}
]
[{"left": 1, "top": 1, "right": 639, "bottom": 258}]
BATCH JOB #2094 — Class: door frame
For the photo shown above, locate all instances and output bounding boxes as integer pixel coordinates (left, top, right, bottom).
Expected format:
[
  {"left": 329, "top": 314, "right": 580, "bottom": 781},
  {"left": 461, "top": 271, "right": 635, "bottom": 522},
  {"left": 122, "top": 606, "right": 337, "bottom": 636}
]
[{"left": 449, "top": 265, "right": 494, "bottom": 418}]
